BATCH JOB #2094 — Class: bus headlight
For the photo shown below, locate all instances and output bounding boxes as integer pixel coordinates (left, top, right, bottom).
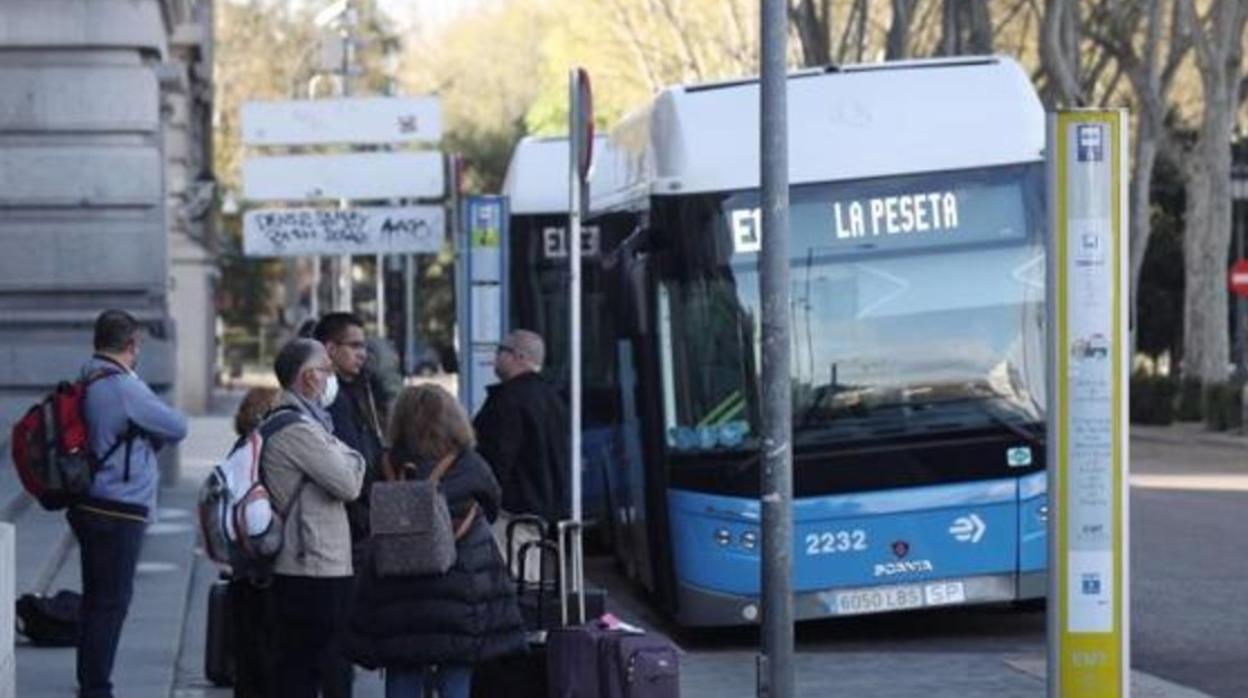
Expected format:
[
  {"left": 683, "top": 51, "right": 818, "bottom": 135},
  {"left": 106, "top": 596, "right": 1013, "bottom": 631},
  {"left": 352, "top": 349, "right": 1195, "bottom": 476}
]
[
  {"left": 715, "top": 528, "right": 732, "bottom": 546},
  {"left": 1037, "top": 505, "right": 1049, "bottom": 522},
  {"left": 741, "top": 530, "right": 758, "bottom": 550}
]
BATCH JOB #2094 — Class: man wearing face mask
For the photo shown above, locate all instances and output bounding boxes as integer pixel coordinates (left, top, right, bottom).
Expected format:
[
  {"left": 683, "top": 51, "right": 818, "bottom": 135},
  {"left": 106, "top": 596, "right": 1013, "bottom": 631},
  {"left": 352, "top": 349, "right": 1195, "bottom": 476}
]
[{"left": 261, "top": 339, "right": 366, "bottom": 698}]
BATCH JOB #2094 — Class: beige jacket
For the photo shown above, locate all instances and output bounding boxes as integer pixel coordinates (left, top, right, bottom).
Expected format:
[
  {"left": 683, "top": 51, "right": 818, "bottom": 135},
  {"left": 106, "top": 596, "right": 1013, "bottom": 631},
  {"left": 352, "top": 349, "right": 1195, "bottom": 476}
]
[{"left": 262, "top": 393, "right": 366, "bottom": 578}]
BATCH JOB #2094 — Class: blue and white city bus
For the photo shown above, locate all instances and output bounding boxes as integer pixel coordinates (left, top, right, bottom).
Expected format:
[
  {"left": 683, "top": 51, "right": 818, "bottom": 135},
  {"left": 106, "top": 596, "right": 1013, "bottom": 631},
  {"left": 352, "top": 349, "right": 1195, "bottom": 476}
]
[
  {"left": 501, "top": 136, "right": 631, "bottom": 532},
  {"left": 591, "top": 56, "right": 1048, "bottom": 626}
]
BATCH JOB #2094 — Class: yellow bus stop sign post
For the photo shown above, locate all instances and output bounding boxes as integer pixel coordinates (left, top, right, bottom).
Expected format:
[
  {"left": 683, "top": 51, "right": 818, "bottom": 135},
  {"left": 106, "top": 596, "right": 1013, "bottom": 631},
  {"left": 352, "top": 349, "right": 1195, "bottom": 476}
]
[{"left": 1047, "top": 109, "right": 1130, "bottom": 698}]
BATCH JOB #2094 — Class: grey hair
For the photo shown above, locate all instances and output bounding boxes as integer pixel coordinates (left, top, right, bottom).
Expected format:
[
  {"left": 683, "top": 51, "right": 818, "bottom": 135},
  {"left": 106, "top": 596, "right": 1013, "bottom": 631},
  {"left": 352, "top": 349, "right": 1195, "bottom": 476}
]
[
  {"left": 273, "top": 338, "right": 326, "bottom": 389},
  {"left": 508, "top": 329, "right": 546, "bottom": 369}
]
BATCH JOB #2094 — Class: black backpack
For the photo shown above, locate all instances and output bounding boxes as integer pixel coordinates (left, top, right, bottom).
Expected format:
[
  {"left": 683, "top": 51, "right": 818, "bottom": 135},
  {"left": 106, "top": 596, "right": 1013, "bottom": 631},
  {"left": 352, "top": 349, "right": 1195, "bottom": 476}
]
[{"left": 15, "top": 589, "right": 81, "bottom": 647}]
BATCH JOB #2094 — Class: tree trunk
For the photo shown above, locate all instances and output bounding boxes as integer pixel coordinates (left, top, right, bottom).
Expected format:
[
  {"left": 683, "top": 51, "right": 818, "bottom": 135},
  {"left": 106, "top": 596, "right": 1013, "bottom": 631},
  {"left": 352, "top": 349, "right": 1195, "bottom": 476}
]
[
  {"left": 1129, "top": 121, "right": 1158, "bottom": 356},
  {"left": 790, "top": 0, "right": 832, "bottom": 67},
  {"left": 887, "top": 0, "right": 916, "bottom": 60},
  {"left": 940, "top": 0, "right": 993, "bottom": 56},
  {"left": 1182, "top": 145, "right": 1232, "bottom": 383},
  {"left": 1040, "top": 0, "right": 1083, "bottom": 105},
  {"left": 1179, "top": 0, "right": 1247, "bottom": 384}
]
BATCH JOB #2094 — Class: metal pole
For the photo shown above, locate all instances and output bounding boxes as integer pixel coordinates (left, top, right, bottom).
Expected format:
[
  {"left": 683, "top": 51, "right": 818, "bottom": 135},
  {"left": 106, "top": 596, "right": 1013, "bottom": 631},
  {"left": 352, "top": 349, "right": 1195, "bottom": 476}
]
[
  {"left": 307, "top": 76, "right": 321, "bottom": 320},
  {"left": 1236, "top": 203, "right": 1246, "bottom": 375},
  {"left": 337, "top": 3, "right": 356, "bottom": 313},
  {"left": 311, "top": 257, "right": 321, "bottom": 318},
  {"left": 758, "top": 2, "right": 793, "bottom": 697},
  {"left": 405, "top": 254, "right": 417, "bottom": 374},
  {"left": 377, "top": 253, "right": 386, "bottom": 337},
  {"left": 568, "top": 70, "right": 585, "bottom": 613}
]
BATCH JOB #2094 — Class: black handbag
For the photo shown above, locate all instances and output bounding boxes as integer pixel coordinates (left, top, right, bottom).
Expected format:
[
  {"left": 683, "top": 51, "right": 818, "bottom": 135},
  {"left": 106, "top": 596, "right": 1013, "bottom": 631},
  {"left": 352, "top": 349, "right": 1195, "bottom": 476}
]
[{"left": 15, "top": 589, "right": 80, "bottom": 647}]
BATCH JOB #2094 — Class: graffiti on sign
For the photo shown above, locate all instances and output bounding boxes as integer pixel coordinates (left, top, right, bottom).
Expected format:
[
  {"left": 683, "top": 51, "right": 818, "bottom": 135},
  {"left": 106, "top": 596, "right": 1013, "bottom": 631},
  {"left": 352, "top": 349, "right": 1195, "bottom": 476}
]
[{"left": 243, "top": 206, "right": 444, "bottom": 257}]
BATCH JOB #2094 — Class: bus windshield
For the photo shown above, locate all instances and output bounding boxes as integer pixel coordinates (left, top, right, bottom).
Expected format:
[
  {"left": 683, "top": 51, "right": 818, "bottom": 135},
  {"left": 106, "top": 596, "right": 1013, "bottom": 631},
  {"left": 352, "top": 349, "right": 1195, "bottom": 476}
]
[{"left": 656, "top": 164, "right": 1047, "bottom": 453}]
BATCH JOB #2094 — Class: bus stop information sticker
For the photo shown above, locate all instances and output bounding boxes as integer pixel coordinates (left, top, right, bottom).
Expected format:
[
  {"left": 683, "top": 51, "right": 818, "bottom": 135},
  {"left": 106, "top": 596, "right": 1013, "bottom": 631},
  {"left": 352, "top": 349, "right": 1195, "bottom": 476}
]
[{"left": 1049, "top": 111, "right": 1128, "bottom": 698}]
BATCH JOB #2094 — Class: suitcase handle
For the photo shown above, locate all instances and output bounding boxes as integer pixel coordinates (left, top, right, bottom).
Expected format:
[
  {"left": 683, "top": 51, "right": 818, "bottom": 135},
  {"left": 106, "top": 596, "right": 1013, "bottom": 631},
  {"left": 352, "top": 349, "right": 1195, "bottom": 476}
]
[
  {"left": 556, "top": 519, "right": 586, "bottom": 626},
  {"left": 516, "top": 538, "right": 562, "bottom": 627},
  {"left": 505, "top": 515, "right": 551, "bottom": 571}
]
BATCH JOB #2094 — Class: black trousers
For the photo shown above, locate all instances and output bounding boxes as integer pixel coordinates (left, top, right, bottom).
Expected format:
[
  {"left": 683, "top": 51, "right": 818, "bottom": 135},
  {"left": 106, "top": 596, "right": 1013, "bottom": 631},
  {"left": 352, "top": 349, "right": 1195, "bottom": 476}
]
[
  {"left": 230, "top": 578, "right": 277, "bottom": 698},
  {"left": 68, "top": 507, "right": 146, "bottom": 698},
  {"left": 271, "top": 575, "right": 353, "bottom": 698}
]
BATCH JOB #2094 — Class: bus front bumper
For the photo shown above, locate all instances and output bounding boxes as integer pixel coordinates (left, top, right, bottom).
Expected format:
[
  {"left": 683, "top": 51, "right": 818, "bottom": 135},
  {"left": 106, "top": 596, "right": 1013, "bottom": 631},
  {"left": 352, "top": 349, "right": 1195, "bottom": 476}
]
[{"left": 674, "top": 571, "right": 1046, "bottom": 627}]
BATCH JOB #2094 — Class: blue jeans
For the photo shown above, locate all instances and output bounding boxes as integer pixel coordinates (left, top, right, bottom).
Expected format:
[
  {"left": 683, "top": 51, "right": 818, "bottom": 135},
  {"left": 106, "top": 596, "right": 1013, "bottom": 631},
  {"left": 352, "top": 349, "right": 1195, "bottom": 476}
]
[
  {"left": 67, "top": 507, "right": 146, "bottom": 698},
  {"left": 385, "top": 664, "right": 473, "bottom": 698}
]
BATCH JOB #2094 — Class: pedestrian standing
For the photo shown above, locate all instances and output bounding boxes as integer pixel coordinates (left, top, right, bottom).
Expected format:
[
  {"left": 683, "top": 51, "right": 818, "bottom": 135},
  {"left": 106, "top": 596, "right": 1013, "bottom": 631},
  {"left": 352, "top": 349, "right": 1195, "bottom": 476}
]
[
  {"left": 262, "top": 339, "right": 366, "bottom": 698},
  {"left": 472, "top": 329, "right": 569, "bottom": 578},
  {"left": 313, "top": 312, "right": 388, "bottom": 698},
  {"left": 346, "top": 385, "right": 524, "bottom": 698},
  {"left": 72, "top": 309, "right": 188, "bottom": 698},
  {"left": 228, "top": 386, "right": 282, "bottom": 698}
]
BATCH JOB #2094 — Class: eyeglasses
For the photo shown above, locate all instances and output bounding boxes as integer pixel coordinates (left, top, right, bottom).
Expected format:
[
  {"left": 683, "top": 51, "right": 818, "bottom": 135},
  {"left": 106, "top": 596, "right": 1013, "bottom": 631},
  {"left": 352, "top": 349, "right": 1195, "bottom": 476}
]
[{"left": 497, "top": 345, "right": 516, "bottom": 356}]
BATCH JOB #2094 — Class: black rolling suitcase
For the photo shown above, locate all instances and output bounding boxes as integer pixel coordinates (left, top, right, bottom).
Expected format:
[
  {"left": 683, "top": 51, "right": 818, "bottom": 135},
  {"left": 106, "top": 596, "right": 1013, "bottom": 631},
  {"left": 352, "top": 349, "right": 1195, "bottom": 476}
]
[
  {"left": 471, "top": 520, "right": 560, "bottom": 698},
  {"left": 505, "top": 516, "right": 606, "bottom": 630},
  {"left": 205, "top": 575, "right": 234, "bottom": 687}
]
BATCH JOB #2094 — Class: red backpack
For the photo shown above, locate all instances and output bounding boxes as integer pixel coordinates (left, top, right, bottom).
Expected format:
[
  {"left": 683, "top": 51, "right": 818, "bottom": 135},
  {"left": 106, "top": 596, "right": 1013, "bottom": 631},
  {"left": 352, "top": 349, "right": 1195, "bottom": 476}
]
[{"left": 10, "top": 369, "right": 123, "bottom": 510}]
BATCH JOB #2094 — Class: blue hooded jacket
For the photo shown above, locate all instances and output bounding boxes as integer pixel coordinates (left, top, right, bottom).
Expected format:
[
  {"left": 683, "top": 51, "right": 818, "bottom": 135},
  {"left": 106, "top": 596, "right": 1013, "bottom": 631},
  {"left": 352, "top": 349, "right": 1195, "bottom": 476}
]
[{"left": 79, "top": 355, "right": 188, "bottom": 521}]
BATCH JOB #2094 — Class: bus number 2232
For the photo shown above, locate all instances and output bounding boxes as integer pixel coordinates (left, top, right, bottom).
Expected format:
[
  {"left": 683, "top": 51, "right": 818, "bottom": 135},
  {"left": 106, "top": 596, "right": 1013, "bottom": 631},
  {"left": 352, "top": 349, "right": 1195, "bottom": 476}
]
[{"left": 805, "top": 529, "right": 868, "bottom": 555}]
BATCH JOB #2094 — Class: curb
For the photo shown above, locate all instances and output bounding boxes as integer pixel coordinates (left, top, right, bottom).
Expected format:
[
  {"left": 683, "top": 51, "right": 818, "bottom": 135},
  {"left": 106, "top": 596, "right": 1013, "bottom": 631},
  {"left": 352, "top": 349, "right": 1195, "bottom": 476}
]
[
  {"left": 1005, "top": 657, "right": 1217, "bottom": 698},
  {"left": 1132, "top": 425, "right": 1248, "bottom": 452}
]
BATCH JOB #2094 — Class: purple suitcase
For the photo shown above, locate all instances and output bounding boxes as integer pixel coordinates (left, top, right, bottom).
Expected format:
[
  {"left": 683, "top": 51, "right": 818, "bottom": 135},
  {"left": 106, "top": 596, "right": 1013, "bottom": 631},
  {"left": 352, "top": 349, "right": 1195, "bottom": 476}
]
[
  {"left": 547, "top": 623, "right": 616, "bottom": 698},
  {"left": 598, "top": 633, "right": 680, "bottom": 698}
]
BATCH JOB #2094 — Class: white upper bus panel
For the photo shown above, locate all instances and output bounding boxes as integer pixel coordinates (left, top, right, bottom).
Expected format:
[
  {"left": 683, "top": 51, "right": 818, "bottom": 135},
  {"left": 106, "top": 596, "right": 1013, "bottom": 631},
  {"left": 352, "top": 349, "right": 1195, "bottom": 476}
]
[
  {"left": 594, "top": 56, "right": 1044, "bottom": 211},
  {"left": 502, "top": 135, "right": 624, "bottom": 215}
]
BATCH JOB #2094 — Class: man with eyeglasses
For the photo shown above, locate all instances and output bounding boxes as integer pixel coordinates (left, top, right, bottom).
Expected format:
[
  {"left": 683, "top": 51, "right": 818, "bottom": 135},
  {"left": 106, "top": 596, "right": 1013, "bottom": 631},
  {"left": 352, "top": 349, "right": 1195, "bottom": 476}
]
[
  {"left": 311, "top": 312, "right": 386, "bottom": 698},
  {"left": 263, "top": 339, "right": 366, "bottom": 697},
  {"left": 474, "top": 329, "right": 569, "bottom": 580}
]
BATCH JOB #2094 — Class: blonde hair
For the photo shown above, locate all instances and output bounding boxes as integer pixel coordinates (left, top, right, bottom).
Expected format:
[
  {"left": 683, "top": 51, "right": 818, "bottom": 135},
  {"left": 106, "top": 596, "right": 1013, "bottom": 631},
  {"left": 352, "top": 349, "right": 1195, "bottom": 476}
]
[
  {"left": 388, "top": 384, "right": 476, "bottom": 463},
  {"left": 234, "top": 387, "right": 282, "bottom": 437}
]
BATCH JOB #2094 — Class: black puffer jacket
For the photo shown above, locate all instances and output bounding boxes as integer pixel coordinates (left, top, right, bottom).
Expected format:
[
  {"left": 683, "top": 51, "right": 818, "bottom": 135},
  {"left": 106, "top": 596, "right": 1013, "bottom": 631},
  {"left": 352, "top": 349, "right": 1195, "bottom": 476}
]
[{"left": 344, "top": 448, "right": 525, "bottom": 669}]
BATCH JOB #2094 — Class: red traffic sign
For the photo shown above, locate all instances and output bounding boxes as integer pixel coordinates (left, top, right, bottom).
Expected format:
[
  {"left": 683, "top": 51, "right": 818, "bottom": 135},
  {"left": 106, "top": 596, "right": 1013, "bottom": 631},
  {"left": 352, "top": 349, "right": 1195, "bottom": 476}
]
[{"left": 1231, "top": 260, "right": 1248, "bottom": 296}]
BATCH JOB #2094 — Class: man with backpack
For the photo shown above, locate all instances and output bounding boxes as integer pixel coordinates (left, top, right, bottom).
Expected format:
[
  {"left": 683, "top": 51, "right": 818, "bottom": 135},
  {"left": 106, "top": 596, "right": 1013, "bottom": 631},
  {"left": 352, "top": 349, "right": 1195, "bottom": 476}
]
[
  {"left": 72, "top": 309, "right": 188, "bottom": 698},
  {"left": 262, "top": 338, "right": 366, "bottom": 697}
]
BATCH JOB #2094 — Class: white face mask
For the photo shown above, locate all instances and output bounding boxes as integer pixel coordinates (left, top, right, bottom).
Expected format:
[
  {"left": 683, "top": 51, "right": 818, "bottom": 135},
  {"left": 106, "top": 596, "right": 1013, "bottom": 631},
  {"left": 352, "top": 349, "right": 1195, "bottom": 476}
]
[{"left": 319, "top": 373, "right": 339, "bottom": 408}]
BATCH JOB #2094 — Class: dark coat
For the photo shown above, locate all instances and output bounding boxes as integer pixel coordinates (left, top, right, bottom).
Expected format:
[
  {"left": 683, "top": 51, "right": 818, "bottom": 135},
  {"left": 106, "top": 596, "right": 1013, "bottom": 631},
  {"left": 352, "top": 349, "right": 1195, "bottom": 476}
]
[
  {"left": 472, "top": 372, "right": 569, "bottom": 522},
  {"left": 344, "top": 449, "right": 525, "bottom": 669},
  {"left": 327, "top": 375, "right": 386, "bottom": 543}
]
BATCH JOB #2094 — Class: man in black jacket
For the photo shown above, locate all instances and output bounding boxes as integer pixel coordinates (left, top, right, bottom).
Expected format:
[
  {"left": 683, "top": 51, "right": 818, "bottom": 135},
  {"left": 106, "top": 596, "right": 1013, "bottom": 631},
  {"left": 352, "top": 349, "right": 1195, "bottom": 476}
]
[
  {"left": 474, "top": 330, "right": 569, "bottom": 579},
  {"left": 312, "top": 312, "right": 386, "bottom": 698}
]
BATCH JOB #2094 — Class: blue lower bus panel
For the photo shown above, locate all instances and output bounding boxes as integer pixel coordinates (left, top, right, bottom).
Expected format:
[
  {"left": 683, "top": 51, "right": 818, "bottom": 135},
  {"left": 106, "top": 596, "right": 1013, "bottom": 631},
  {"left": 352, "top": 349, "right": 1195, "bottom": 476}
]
[{"left": 667, "top": 477, "right": 1046, "bottom": 625}]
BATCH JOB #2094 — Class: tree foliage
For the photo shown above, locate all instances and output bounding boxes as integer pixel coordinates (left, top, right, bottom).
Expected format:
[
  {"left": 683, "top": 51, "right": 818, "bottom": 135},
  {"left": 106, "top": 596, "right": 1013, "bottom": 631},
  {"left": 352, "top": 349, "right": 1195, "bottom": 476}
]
[{"left": 213, "top": 0, "right": 1248, "bottom": 378}]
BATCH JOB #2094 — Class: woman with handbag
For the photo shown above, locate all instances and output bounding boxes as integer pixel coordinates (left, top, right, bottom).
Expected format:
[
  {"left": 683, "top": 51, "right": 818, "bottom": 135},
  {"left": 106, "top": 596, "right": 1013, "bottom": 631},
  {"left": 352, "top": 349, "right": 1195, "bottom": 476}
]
[{"left": 345, "top": 384, "right": 525, "bottom": 698}]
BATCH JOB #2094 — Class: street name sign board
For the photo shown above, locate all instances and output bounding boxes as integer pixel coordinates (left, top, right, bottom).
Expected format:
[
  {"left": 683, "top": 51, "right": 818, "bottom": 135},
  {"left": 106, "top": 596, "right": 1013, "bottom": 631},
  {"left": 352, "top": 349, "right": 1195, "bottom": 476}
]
[
  {"left": 1047, "top": 110, "right": 1130, "bottom": 698},
  {"left": 242, "top": 96, "right": 442, "bottom": 146},
  {"left": 243, "top": 151, "right": 444, "bottom": 202},
  {"left": 243, "top": 206, "right": 444, "bottom": 257}
]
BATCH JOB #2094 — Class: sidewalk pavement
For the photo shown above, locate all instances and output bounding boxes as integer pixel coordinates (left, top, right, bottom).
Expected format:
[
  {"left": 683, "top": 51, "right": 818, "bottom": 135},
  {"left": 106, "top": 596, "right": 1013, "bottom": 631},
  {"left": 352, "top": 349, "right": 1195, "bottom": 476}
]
[
  {"left": 1132, "top": 421, "right": 1248, "bottom": 451},
  {"left": 1, "top": 400, "right": 1227, "bottom": 697}
]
